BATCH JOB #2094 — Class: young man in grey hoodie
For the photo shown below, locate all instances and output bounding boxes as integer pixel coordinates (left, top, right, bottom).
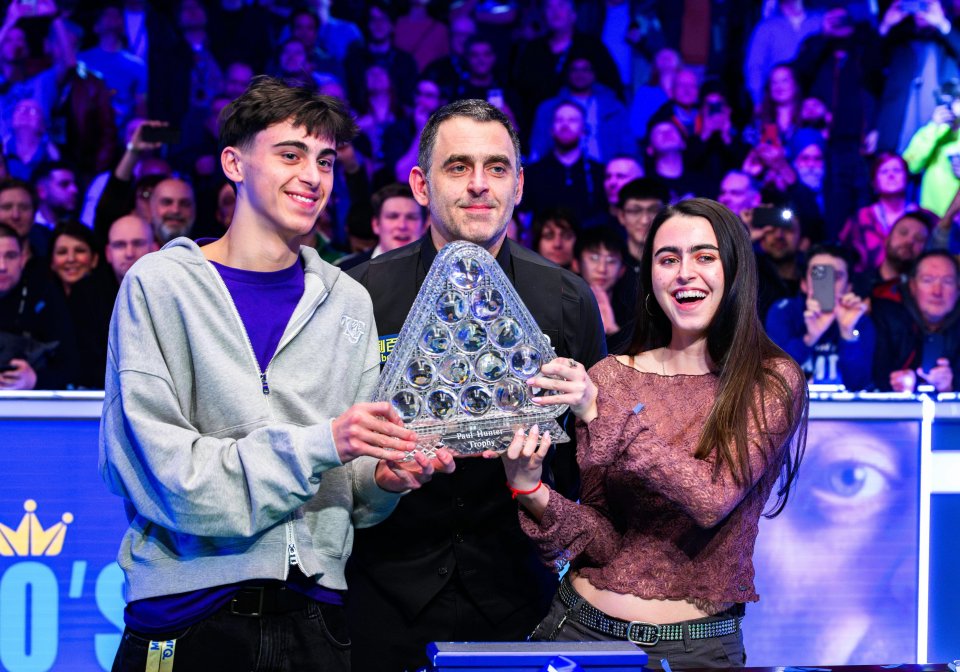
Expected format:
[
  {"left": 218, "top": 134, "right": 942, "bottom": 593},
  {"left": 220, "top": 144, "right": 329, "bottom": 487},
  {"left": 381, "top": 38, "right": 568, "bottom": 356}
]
[{"left": 99, "top": 76, "right": 454, "bottom": 671}]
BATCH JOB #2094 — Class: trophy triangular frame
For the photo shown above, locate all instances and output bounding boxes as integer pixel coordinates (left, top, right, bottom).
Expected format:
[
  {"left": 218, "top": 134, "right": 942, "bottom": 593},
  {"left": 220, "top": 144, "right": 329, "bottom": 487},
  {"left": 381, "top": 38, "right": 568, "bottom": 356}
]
[{"left": 374, "top": 241, "right": 570, "bottom": 458}]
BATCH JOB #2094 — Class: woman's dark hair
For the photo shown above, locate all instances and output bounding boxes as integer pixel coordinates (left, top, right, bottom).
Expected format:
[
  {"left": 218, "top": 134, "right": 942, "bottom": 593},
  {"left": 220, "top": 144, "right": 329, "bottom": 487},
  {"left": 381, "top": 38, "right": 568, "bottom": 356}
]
[
  {"left": 626, "top": 197, "right": 806, "bottom": 516},
  {"left": 759, "top": 62, "right": 800, "bottom": 134},
  {"left": 870, "top": 152, "right": 908, "bottom": 191},
  {"left": 531, "top": 207, "right": 579, "bottom": 251},
  {"left": 49, "top": 221, "right": 101, "bottom": 261}
]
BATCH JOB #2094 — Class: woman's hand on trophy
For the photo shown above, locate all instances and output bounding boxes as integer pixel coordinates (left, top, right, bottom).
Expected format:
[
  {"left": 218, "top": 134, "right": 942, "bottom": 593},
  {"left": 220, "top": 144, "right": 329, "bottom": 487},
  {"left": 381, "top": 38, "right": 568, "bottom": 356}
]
[{"left": 527, "top": 358, "right": 598, "bottom": 422}]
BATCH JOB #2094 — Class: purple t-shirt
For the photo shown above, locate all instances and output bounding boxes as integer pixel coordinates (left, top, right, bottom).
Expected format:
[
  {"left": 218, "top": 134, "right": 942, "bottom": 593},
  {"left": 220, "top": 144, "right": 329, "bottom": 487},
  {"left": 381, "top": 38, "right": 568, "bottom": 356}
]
[{"left": 124, "top": 257, "right": 342, "bottom": 635}]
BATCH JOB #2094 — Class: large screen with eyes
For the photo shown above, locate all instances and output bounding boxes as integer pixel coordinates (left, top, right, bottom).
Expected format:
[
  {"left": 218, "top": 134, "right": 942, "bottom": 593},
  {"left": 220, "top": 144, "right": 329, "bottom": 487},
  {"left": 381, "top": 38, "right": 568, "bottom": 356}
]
[{"left": 746, "top": 420, "right": 920, "bottom": 666}]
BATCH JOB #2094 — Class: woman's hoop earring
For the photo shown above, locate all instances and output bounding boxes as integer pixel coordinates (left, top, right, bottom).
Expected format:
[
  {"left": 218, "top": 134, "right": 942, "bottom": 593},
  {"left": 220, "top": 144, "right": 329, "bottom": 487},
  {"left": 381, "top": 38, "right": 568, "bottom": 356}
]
[{"left": 645, "top": 294, "right": 655, "bottom": 316}]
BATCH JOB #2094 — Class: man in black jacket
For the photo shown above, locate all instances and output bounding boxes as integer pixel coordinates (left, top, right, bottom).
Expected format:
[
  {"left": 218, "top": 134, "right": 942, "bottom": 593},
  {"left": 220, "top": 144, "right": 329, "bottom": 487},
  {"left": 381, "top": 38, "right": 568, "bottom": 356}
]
[
  {"left": 873, "top": 249, "right": 960, "bottom": 392},
  {"left": 0, "top": 223, "right": 78, "bottom": 390},
  {"left": 347, "top": 99, "right": 606, "bottom": 672}
]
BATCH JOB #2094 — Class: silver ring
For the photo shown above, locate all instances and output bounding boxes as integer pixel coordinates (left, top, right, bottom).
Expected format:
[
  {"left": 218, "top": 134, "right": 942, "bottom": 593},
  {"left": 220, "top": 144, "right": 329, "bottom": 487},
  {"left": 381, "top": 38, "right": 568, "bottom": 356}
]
[{"left": 567, "top": 358, "right": 578, "bottom": 369}]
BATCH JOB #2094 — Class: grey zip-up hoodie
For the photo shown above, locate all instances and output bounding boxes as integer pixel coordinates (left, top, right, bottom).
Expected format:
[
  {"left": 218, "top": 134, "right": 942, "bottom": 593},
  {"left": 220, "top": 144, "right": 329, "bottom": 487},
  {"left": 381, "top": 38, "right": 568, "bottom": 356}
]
[{"left": 99, "top": 238, "right": 400, "bottom": 602}]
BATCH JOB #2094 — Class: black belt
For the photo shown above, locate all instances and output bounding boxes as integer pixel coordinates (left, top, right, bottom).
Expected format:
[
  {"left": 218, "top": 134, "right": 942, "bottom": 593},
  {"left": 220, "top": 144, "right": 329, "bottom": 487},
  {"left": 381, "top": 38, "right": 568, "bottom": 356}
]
[
  {"left": 557, "top": 578, "right": 742, "bottom": 647},
  {"left": 228, "top": 584, "right": 311, "bottom": 617}
]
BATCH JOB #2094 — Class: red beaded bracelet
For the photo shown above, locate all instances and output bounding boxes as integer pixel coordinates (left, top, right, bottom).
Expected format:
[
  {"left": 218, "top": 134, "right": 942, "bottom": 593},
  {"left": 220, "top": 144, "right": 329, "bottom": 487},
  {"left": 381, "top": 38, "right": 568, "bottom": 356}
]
[{"left": 507, "top": 480, "right": 543, "bottom": 499}]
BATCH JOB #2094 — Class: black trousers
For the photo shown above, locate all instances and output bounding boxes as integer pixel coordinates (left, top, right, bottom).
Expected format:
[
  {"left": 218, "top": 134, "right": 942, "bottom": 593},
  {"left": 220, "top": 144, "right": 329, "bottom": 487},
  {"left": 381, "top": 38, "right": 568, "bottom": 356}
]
[
  {"left": 111, "top": 601, "right": 350, "bottom": 672},
  {"left": 530, "top": 589, "right": 746, "bottom": 670},
  {"left": 347, "top": 572, "right": 544, "bottom": 672}
]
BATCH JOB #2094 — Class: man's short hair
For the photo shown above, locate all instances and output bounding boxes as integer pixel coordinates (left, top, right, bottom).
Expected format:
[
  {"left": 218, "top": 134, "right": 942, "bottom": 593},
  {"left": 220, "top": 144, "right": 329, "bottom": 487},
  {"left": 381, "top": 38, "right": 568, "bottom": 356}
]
[
  {"left": 418, "top": 99, "right": 522, "bottom": 177},
  {"left": 909, "top": 249, "right": 960, "bottom": 279},
  {"left": 371, "top": 183, "right": 417, "bottom": 219},
  {"left": 0, "top": 222, "right": 24, "bottom": 249},
  {"left": 0, "top": 178, "right": 36, "bottom": 206},
  {"left": 804, "top": 243, "right": 855, "bottom": 275},
  {"left": 893, "top": 208, "right": 938, "bottom": 234},
  {"left": 617, "top": 177, "right": 670, "bottom": 208},
  {"left": 219, "top": 76, "right": 358, "bottom": 153},
  {"left": 554, "top": 99, "right": 587, "bottom": 120},
  {"left": 31, "top": 160, "right": 75, "bottom": 186},
  {"left": 575, "top": 227, "right": 627, "bottom": 259}
]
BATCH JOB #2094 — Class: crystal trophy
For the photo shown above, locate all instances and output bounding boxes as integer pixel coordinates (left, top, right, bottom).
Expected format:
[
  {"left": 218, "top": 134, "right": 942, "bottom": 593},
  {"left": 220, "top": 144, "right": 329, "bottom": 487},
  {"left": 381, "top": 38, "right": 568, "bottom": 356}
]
[{"left": 374, "top": 241, "right": 570, "bottom": 459}]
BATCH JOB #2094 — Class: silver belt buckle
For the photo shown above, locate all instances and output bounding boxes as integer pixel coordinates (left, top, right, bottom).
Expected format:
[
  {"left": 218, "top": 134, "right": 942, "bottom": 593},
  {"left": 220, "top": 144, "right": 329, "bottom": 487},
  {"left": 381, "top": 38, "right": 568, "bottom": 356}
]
[{"left": 626, "top": 621, "right": 660, "bottom": 647}]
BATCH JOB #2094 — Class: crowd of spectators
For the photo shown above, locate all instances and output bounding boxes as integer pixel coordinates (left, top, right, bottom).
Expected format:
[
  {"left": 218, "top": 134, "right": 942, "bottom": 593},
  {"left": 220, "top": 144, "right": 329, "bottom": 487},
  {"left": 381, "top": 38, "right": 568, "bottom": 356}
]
[{"left": 3, "top": 0, "right": 960, "bottom": 396}]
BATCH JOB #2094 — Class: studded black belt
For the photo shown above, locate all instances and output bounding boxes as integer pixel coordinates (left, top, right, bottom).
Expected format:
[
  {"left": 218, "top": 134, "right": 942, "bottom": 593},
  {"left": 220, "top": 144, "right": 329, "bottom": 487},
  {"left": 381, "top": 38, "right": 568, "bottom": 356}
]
[{"left": 557, "top": 577, "right": 742, "bottom": 647}]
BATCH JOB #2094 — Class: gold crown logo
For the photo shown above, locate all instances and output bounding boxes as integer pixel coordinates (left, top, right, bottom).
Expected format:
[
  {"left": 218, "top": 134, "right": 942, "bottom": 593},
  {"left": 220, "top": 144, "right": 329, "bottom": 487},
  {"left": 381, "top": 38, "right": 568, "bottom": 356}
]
[{"left": 0, "top": 500, "right": 73, "bottom": 557}]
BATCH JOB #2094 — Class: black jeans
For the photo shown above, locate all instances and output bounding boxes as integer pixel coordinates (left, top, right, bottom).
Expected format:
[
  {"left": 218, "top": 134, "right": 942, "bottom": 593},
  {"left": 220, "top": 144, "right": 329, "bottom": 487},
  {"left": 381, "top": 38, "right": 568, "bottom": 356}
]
[
  {"left": 111, "top": 601, "right": 350, "bottom": 672},
  {"left": 529, "top": 589, "right": 746, "bottom": 670}
]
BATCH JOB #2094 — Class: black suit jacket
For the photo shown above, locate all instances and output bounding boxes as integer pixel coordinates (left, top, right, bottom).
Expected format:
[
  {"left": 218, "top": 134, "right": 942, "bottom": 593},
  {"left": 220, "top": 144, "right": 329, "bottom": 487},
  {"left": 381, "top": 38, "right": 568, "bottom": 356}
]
[{"left": 346, "top": 236, "right": 606, "bottom": 622}]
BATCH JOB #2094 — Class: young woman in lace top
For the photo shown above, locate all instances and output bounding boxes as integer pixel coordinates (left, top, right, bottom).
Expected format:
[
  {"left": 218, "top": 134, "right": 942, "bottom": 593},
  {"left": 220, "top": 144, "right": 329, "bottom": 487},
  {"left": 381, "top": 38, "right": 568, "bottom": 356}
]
[{"left": 497, "top": 198, "right": 807, "bottom": 669}]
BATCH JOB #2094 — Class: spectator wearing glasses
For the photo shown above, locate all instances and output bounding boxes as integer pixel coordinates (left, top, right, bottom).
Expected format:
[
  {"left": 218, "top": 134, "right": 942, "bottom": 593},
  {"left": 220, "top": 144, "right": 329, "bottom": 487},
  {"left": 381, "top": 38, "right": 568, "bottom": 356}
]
[
  {"left": 576, "top": 227, "right": 631, "bottom": 353},
  {"left": 105, "top": 213, "right": 157, "bottom": 287}
]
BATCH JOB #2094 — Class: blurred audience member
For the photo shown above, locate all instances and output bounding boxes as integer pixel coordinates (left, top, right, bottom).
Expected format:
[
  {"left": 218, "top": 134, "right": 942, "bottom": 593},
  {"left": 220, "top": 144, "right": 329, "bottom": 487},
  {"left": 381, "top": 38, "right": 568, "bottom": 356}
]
[
  {"left": 511, "top": 0, "right": 622, "bottom": 128},
  {"left": 4, "top": 99, "right": 60, "bottom": 182},
  {"left": 645, "top": 120, "right": 697, "bottom": 200},
  {"left": 0, "top": 223, "right": 78, "bottom": 390},
  {"left": 80, "top": 6, "right": 148, "bottom": 133},
  {"left": 385, "top": 77, "right": 444, "bottom": 185},
  {"left": 745, "top": 0, "right": 823, "bottom": 106},
  {"left": 422, "top": 14, "right": 475, "bottom": 97},
  {"left": 627, "top": 47, "right": 679, "bottom": 148},
  {"left": 0, "top": 178, "right": 44, "bottom": 262},
  {"left": 840, "top": 153, "right": 918, "bottom": 272},
  {"left": 903, "top": 87, "right": 960, "bottom": 216},
  {"left": 337, "top": 183, "right": 425, "bottom": 271},
  {"left": 179, "top": 0, "right": 222, "bottom": 114},
  {"left": 304, "top": 0, "right": 364, "bottom": 62},
  {"left": 394, "top": 0, "right": 449, "bottom": 72},
  {"left": 105, "top": 213, "right": 157, "bottom": 286},
  {"left": 615, "top": 176, "right": 669, "bottom": 272},
  {"left": 529, "top": 55, "right": 630, "bottom": 163},
  {"left": 874, "top": 250, "right": 960, "bottom": 392},
  {"left": 786, "top": 128, "right": 828, "bottom": 242},
  {"left": 214, "top": 182, "right": 236, "bottom": 230},
  {"left": 355, "top": 64, "right": 400, "bottom": 178},
  {"left": 766, "top": 244, "right": 875, "bottom": 389},
  {"left": 521, "top": 101, "right": 606, "bottom": 225},
  {"left": 717, "top": 169, "right": 761, "bottom": 219},
  {"left": 454, "top": 35, "right": 519, "bottom": 128},
  {"left": 794, "top": 4, "right": 882, "bottom": 235},
  {"left": 647, "top": 67, "right": 700, "bottom": 138},
  {"left": 48, "top": 221, "right": 111, "bottom": 388},
  {"left": 33, "top": 161, "right": 79, "bottom": 229},
  {"left": 755, "top": 63, "right": 803, "bottom": 148},
  {"left": 345, "top": 3, "right": 418, "bottom": 110},
  {"left": 575, "top": 226, "right": 630, "bottom": 352},
  {"left": 92, "top": 120, "right": 170, "bottom": 240},
  {"left": 149, "top": 177, "right": 195, "bottom": 245},
  {"left": 875, "top": 0, "right": 960, "bottom": 154},
  {"left": 859, "top": 209, "right": 935, "bottom": 302},
  {"left": 753, "top": 205, "right": 808, "bottom": 300},
  {"left": 685, "top": 80, "right": 750, "bottom": 198},
  {"left": 221, "top": 61, "right": 255, "bottom": 101},
  {"left": 532, "top": 207, "right": 579, "bottom": 271}
]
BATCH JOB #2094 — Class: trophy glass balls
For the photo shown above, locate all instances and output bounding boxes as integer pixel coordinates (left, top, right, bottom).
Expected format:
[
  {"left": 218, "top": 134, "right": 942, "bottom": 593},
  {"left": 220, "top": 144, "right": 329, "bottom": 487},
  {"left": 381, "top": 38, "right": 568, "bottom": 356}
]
[{"left": 374, "top": 241, "right": 570, "bottom": 459}]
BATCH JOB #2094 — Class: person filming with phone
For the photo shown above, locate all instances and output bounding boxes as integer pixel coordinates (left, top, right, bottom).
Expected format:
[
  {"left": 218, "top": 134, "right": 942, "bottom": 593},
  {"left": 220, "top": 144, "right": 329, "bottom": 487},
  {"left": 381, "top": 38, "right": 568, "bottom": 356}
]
[
  {"left": 904, "top": 77, "right": 960, "bottom": 216},
  {"left": 872, "top": 250, "right": 960, "bottom": 392},
  {"left": 766, "top": 244, "right": 876, "bottom": 390}
]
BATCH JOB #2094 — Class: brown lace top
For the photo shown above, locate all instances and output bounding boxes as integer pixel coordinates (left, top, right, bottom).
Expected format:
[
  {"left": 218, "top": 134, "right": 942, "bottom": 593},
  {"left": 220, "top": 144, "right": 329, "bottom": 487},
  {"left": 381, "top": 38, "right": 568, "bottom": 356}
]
[{"left": 520, "top": 355, "right": 802, "bottom": 605}]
